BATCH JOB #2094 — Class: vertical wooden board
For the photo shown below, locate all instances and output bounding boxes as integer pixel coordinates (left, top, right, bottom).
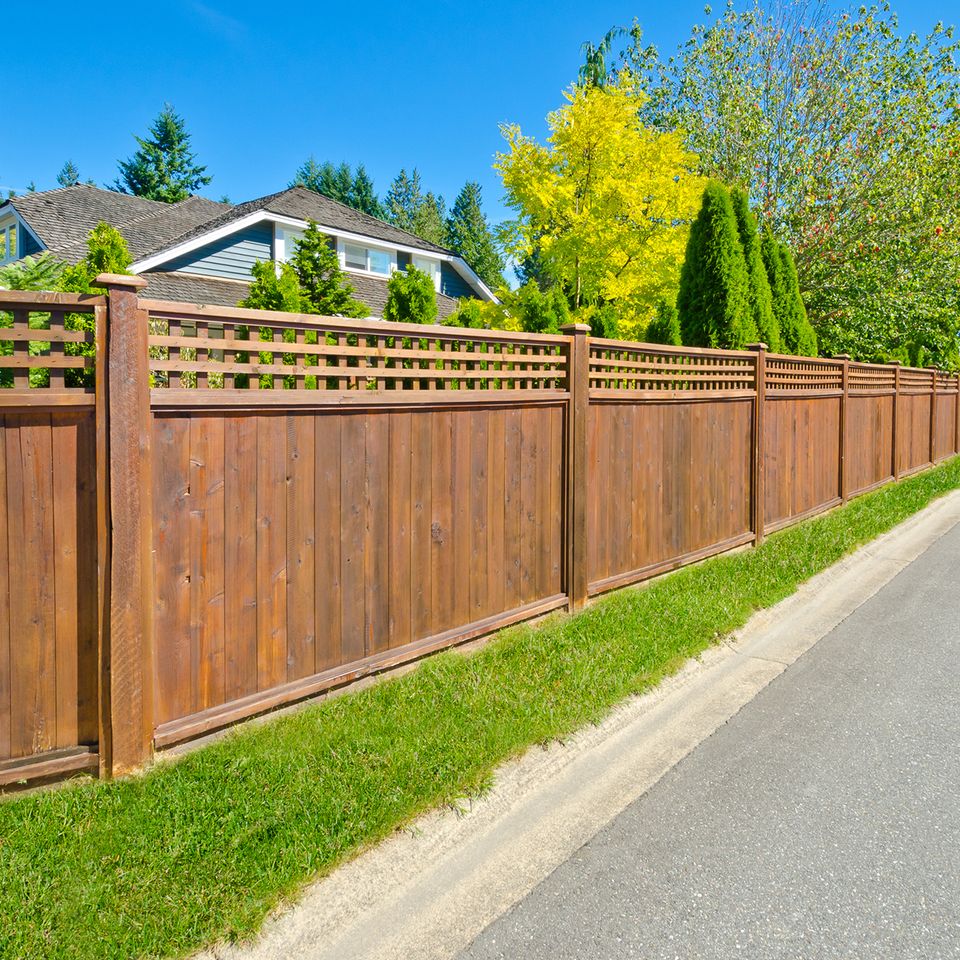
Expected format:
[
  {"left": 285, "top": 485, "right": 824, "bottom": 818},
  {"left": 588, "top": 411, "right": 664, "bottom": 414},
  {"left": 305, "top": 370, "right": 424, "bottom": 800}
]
[
  {"left": 152, "top": 415, "right": 192, "bottom": 725},
  {"left": 430, "top": 411, "right": 454, "bottom": 634},
  {"left": 315, "top": 414, "right": 343, "bottom": 670},
  {"left": 586, "top": 404, "right": 601, "bottom": 584},
  {"left": 286, "top": 414, "right": 316, "bottom": 680},
  {"left": 530, "top": 406, "right": 551, "bottom": 602},
  {"left": 0, "top": 416, "right": 10, "bottom": 759},
  {"left": 75, "top": 413, "right": 98, "bottom": 745},
  {"left": 256, "top": 415, "right": 288, "bottom": 691},
  {"left": 388, "top": 412, "right": 412, "bottom": 649},
  {"left": 410, "top": 411, "right": 432, "bottom": 642},
  {"left": 7, "top": 414, "right": 57, "bottom": 757},
  {"left": 628, "top": 405, "right": 642, "bottom": 575},
  {"left": 51, "top": 414, "right": 80, "bottom": 749},
  {"left": 469, "top": 410, "right": 490, "bottom": 620},
  {"left": 339, "top": 413, "right": 366, "bottom": 662},
  {"left": 503, "top": 408, "right": 523, "bottom": 610},
  {"left": 223, "top": 416, "right": 258, "bottom": 702},
  {"left": 364, "top": 413, "right": 389, "bottom": 656},
  {"left": 486, "top": 408, "right": 506, "bottom": 618},
  {"left": 190, "top": 416, "right": 226, "bottom": 713},
  {"left": 616, "top": 404, "right": 634, "bottom": 577},
  {"left": 549, "top": 405, "right": 564, "bottom": 595},
  {"left": 518, "top": 406, "right": 538, "bottom": 604},
  {"left": 451, "top": 411, "right": 472, "bottom": 627}
]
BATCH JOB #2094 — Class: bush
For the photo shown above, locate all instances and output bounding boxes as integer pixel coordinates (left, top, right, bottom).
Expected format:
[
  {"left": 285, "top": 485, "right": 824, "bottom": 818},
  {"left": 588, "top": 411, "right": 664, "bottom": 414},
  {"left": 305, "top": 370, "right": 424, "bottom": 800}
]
[
  {"left": 384, "top": 265, "right": 438, "bottom": 324},
  {"left": 763, "top": 230, "right": 817, "bottom": 356},
  {"left": 677, "top": 182, "right": 757, "bottom": 349},
  {"left": 731, "top": 189, "right": 779, "bottom": 352},
  {"left": 646, "top": 298, "right": 682, "bottom": 345}
]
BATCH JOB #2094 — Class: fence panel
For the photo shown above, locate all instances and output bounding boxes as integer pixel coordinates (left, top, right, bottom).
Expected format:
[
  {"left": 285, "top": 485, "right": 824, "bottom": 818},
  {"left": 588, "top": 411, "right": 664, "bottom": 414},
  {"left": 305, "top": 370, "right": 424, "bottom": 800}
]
[
  {"left": 763, "top": 357, "right": 843, "bottom": 531},
  {"left": 846, "top": 363, "right": 896, "bottom": 497},
  {"left": 585, "top": 341, "right": 756, "bottom": 595},
  {"left": 145, "top": 302, "right": 569, "bottom": 746},
  {"left": 898, "top": 369, "right": 935, "bottom": 475},
  {"left": 934, "top": 372, "right": 959, "bottom": 462},
  {"left": 0, "top": 293, "right": 102, "bottom": 782}
]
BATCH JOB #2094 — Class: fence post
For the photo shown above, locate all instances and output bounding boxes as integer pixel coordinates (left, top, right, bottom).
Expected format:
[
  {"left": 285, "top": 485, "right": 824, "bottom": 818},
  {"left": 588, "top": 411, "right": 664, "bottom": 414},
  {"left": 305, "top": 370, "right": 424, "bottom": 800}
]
[
  {"left": 892, "top": 361, "right": 901, "bottom": 480},
  {"left": 955, "top": 371, "right": 960, "bottom": 456},
  {"left": 835, "top": 355, "right": 851, "bottom": 503},
  {"left": 562, "top": 322, "right": 590, "bottom": 611},
  {"left": 928, "top": 366, "right": 938, "bottom": 465},
  {"left": 748, "top": 344, "right": 767, "bottom": 546},
  {"left": 96, "top": 274, "right": 154, "bottom": 776}
]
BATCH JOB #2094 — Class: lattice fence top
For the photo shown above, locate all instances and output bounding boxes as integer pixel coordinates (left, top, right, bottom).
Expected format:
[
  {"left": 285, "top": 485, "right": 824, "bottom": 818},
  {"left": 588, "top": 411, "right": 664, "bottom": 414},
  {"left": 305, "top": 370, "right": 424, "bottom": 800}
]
[
  {"left": 849, "top": 362, "right": 896, "bottom": 395},
  {"left": 899, "top": 367, "right": 937, "bottom": 395},
  {"left": 765, "top": 355, "right": 843, "bottom": 395},
  {"left": 587, "top": 339, "right": 756, "bottom": 397},
  {"left": 144, "top": 301, "right": 569, "bottom": 401},
  {"left": 0, "top": 291, "right": 102, "bottom": 403},
  {"left": 935, "top": 371, "right": 960, "bottom": 394}
]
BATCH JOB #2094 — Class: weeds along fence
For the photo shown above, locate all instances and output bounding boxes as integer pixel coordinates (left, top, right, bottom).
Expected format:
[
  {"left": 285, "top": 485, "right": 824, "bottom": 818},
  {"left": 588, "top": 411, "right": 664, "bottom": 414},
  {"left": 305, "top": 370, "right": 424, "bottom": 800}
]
[{"left": 1, "top": 276, "right": 958, "bottom": 783}]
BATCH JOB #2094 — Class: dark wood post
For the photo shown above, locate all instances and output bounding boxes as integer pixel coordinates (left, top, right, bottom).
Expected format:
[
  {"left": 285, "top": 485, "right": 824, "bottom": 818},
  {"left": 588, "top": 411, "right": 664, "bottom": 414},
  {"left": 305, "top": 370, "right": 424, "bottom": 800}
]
[
  {"left": 835, "top": 355, "right": 851, "bottom": 503},
  {"left": 928, "top": 366, "right": 938, "bottom": 465},
  {"left": 955, "top": 372, "right": 960, "bottom": 456},
  {"left": 96, "top": 273, "right": 154, "bottom": 776},
  {"left": 748, "top": 344, "right": 767, "bottom": 546},
  {"left": 891, "top": 361, "right": 901, "bottom": 480},
  {"left": 562, "top": 322, "right": 590, "bottom": 611}
]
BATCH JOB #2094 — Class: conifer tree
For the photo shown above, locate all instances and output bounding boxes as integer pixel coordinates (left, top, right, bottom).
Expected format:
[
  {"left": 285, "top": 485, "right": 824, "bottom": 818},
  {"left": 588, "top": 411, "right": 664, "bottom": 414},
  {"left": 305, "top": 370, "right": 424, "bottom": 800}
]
[
  {"left": 350, "top": 164, "right": 383, "bottom": 217},
  {"left": 384, "top": 265, "right": 438, "bottom": 324},
  {"left": 114, "top": 104, "right": 211, "bottom": 203},
  {"left": 289, "top": 221, "right": 367, "bottom": 317},
  {"left": 731, "top": 188, "right": 779, "bottom": 352},
  {"left": 384, "top": 168, "right": 423, "bottom": 232},
  {"left": 240, "top": 261, "right": 303, "bottom": 312},
  {"left": 646, "top": 298, "right": 682, "bottom": 345},
  {"left": 412, "top": 192, "right": 448, "bottom": 246},
  {"left": 762, "top": 230, "right": 817, "bottom": 356},
  {"left": 677, "top": 182, "right": 756, "bottom": 349},
  {"left": 446, "top": 181, "right": 505, "bottom": 289},
  {"left": 57, "top": 160, "right": 81, "bottom": 188}
]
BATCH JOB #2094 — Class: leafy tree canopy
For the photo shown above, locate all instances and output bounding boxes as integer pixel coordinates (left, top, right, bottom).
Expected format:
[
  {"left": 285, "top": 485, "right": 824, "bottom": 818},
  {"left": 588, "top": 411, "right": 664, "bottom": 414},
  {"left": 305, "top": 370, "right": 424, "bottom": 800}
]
[
  {"left": 446, "top": 182, "right": 505, "bottom": 290},
  {"left": 114, "top": 104, "right": 211, "bottom": 203}
]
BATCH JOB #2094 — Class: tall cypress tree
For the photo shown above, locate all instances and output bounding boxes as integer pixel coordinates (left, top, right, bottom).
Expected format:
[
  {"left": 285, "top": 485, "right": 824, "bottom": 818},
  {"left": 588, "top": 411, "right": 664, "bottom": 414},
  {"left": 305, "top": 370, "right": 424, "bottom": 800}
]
[
  {"left": 446, "top": 181, "right": 505, "bottom": 289},
  {"left": 762, "top": 230, "right": 817, "bottom": 356},
  {"left": 114, "top": 104, "right": 211, "bottom": 203},
  {"left": 677, "top": 182, "right": 756, "bottom": 349},
  {"left": 731, "top": 188, "right": 779, "bottom": 352},
  {"left": 646, "top": 298, "right": 682, "bottom": 345}
]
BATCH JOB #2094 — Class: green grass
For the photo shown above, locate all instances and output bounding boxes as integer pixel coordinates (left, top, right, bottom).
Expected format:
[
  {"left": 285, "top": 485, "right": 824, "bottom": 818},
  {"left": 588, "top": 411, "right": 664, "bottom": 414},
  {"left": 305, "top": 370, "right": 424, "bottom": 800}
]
[{"left": 3, "top": 456, "right": 960, "bottom": 960}]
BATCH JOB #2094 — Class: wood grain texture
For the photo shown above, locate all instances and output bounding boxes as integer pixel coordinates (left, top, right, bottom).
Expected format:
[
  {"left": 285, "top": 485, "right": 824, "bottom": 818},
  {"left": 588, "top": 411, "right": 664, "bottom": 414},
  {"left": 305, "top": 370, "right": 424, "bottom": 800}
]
[{"left": 846, "top": 395, "right": 895, "bottom": 497}]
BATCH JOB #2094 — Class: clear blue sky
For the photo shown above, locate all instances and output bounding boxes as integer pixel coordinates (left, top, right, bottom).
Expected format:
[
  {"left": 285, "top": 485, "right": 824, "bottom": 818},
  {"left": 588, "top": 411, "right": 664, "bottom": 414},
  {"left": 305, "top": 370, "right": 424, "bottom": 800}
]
[{"left": 4, "top": 0, "right": 957, "bottom": 229}]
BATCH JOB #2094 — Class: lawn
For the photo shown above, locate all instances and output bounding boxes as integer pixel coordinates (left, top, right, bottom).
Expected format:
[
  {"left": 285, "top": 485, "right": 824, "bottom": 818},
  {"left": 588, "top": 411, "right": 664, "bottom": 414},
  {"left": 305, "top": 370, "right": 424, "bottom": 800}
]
[{"left": 2, "top": 455, "right": 959, "bottom": 960}]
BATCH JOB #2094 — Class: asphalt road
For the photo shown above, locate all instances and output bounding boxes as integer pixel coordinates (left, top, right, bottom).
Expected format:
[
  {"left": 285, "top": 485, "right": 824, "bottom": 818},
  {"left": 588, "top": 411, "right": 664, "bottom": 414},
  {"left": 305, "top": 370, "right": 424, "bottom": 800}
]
[{"left": 459, "top": 523, "right": 960, "bottom": 960}]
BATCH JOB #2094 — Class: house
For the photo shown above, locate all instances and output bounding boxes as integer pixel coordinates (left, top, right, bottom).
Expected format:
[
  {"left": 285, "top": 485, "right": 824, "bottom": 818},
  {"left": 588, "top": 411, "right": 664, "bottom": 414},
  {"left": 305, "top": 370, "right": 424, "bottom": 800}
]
[{"left": 0, "top": 184, "right": 497, "bottom": 318}]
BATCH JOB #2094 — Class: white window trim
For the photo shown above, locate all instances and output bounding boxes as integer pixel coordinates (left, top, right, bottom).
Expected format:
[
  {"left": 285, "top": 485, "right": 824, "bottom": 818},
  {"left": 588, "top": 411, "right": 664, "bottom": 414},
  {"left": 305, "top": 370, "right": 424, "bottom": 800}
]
[
  {"left": 336, "top": 238, "right": 397, "bottom": 278},
  {"left": 411, "top": 254, "right": 442, "bottom": 293},
  {"left": 0, "top": 218, "right": 18, "bottom": 265}
]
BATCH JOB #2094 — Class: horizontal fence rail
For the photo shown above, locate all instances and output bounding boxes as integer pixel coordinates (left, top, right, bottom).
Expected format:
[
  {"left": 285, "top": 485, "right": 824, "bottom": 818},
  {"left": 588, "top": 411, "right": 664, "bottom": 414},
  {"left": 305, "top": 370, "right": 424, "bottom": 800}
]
[{"left": 1, "top": 279, "right": 959, "bottom": 784}]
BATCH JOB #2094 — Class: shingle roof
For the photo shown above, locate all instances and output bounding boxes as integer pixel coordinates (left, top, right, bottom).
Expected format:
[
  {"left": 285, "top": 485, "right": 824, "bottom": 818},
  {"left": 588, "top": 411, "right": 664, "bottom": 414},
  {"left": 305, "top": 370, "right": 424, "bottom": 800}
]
[
  {"left": 142, "top": 269, "right": 460, "bottom": 319},
  {"left": 141, "top": 186, "right": 454, "bottom": 262},
  {"left": 5, "top": 185, "right": 231, "bottom": 263}
]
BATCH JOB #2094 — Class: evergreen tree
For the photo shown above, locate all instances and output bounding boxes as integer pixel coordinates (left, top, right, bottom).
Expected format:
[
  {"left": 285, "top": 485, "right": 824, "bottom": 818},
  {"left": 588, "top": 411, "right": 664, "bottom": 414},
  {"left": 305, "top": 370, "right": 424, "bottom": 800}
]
[
  {"left": 646, "top": 298, "right": 682, "bottom": 345},
  {"left": 384, "top": 168, "right": 423, "bottom": 232},
  {"left": 677, "top": 182, "right": 756, "bottom": 349},
  {"left": 446, "top": 181, "right": 505, "bottom": 289},
  {"left": 412, "top": 192, "right": 448, "bottom": 246},
  {"left": 350, "top": 164, "right": 383, "bottom": 217},
  {"left": 731, "top": 188, "right": 779, "bottom": 352},
  {"left": 291, "top": 156, "right": 325, "bottom": 193},
  {"left": 59, "top": 223, "right": 133, "bottom": 292},
  {"left": 0, "top": 252, "right": 65, "bottom": 291},
  {"left": 240, "top": 261, "right": 303, "bottom": 312},
  {"left": 288, "top": 221, "right": 367, "bottom": 317},
  {"left": 512, "top": 282, "right": 569, "bottom": 334},
  {"left": 384, "top": 265, "right": 438, "bottom": 324},
  {"left": 57, "top": 160, "right": 81, "bottom": 188},
  {"left": 293, "top": 158, "right": 352, "bottom": 204},
  {"left": 114, "top": 104, "right": 211, "bottom": 203},
  {"left": 762, "top": 231, "right": 817, "bottom": 356}
]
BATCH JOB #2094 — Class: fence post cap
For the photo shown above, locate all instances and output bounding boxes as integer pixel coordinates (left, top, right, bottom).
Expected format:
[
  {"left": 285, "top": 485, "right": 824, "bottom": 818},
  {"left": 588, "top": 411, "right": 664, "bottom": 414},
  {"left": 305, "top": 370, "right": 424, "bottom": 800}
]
[
  {"left": 95, "top": 273, "right": 148, "bottom": 289},
  {"left": 833, "top": 353, "right": 852, "bottom": 360},
  {"left": 746, "top": 342, "right": 768, "bottom": 352},
  {"left": 560, "top": 322, "right": 591, "bottom": 335},
  {"left": 889, "top": 360, "right": 902, "bottom": 365}
]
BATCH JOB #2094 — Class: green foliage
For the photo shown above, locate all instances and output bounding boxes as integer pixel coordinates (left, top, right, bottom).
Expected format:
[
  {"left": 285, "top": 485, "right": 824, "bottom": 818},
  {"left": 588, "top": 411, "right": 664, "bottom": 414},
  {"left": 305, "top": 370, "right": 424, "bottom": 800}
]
[
  {"left": 56, "top": 160, "right": 80, "bottom": 188},
  {"left": 636, "top": 1, "right": 960, "bottom": 365},
  {"left": 350, "top": 164, "right": 383, "bottom": 217},
  {"left": 288, "top": 221, "right": 367, "bottom": 318},
  {"left": 677, "top": 182, "right": 756, "bottom": 349},
  {"left": 0, "top": 253, "right": 66, "bottom": 291},
  {"left": 512, "top": 281, "right": 570, "bottom": 334},
  {"left": 446, "top": 182, "right": 504, "bottom": 289},
  {"left": 411, "top": 192, "right": 448, "bottom": 247},
  {"left": 2, "top": 452, "right": 957, "bottom": 960},
  {"left": 645, "top": 298, "right": 681, "bottom": 346},
  {"left": 239, "top": 261, "right": 303, "bottom": 313},
  {"left": 114, "top": 103, "right": 211, "bottom": 203},
  {"left": 384, "top": 265, "right": 438, "bottom": 325},
  {"left": 731, "top": 188, "right": 779, "bottom": 352},
  {"left": 762, "top": 231, "right": 817, "bottom": 356},
  {"left": 59, "top": 222, "right": 133, "bottom": 293},
  {"left": 383, "top": 168, "right": 423, "bottom": 233},
  {"left": 293, "top": 159, "right": 385, "bottom": 218}
]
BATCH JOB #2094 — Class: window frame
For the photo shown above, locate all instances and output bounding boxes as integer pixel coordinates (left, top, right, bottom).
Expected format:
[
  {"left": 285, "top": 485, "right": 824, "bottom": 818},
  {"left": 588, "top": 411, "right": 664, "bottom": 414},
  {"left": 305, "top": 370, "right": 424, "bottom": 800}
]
[
  {"left": 0, "top": 219, "right": 18, "bottom": 265},
  {"left": 337, "top": 238, "right": 397, "bottom": 278},
  {"left": 411, "top": 254, "right": 442, "bottom": 293}
]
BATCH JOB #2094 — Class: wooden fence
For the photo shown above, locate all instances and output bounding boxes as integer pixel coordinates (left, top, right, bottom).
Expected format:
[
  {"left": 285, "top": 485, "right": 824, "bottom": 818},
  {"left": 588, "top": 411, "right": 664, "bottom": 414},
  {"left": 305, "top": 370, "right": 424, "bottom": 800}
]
[{"left": 1, "top": 277, "right": 958, "bottom": 783}]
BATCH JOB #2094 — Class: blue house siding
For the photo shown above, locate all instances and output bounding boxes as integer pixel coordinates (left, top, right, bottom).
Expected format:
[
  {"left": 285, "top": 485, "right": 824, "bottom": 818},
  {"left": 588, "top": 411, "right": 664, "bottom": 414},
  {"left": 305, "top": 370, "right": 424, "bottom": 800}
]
[
  {"left": 440, "top": 261, "right": 474, "bottom": 299},
  {"left": 22, "top": 229, "right": 43, "bottom": 257},
  {"left": 159, "top": 224, "right": 273, "bottom": 281}
]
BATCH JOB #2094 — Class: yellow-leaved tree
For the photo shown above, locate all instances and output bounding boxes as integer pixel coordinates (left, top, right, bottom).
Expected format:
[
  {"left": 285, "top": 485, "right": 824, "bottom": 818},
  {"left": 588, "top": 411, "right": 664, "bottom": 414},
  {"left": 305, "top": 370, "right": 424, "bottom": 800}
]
[{"left": 495, "top": 73, "right": 705, "bottom": 339}]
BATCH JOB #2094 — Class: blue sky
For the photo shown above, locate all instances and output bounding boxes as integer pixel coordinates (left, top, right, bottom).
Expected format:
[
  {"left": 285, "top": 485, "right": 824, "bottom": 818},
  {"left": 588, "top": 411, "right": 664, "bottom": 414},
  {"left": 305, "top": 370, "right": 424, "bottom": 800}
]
[{"left": 4, "top": 0, "right": 958, "bottom": 229}]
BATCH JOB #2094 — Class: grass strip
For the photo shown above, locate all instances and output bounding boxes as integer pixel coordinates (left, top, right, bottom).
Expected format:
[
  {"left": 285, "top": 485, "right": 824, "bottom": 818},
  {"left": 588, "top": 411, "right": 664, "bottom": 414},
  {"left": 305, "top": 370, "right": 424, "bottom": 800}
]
[{"left": 2, "top": 456, "right": 959, "bottom": 960}]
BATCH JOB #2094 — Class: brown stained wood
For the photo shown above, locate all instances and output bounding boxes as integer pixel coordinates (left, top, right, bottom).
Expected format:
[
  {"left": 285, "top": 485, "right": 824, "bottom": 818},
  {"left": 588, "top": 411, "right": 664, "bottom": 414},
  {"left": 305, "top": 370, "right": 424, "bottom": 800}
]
[
  {"left": 846, "top": 395, "right": 894, "bottom": 496},
  {"left": 364, "top": 413, "right": 389, "bottom": 656},
  {"left": 486, "top": 408, "right": 506, "bottom": 619},
  {"left": 519, "top": 407, "right": 540, "bottom": 605},
  {"left": 503, "top": 408, "right": 523, "bottom": 611},
  {"left": 388, "top": 413, "right": 413, "bottom": 649},
  {"left": 314, "top": 415, "right": 342, "bottom": 670},
  {"left": 339, "top": 413, "right": 366, "bottom": 663},
  {"left": 286, "top": 415, "right": 317, "bottom": 680},
  {"left": 410, "top": 412, "right": 432, "bottom": 644},
  {"left": 452, "top": 411, "right": 472, "bottom": 628},
  {"left": 0, "top": 416, "right": 10, "bottom": 760},
  {"left": 430, "top": 411, "right": 454, "bottom": 635},
  {"left": 469, "top": 411, "right": 490, "bottom": 620},
  {"left": 548, "top": 405, "right": 564, "bottom": 596},
  {"left": 256, "top": 416, "right": 288, "bottom": 691},
  {"left": 190, "top": 416, "right": 226, "bottom": 712}
]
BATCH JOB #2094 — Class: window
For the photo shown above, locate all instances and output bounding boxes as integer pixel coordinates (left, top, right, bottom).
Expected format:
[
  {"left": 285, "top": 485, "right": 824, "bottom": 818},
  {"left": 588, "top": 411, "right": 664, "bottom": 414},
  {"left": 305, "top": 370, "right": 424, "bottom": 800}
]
[
  {"left": 340, "top": 240, "right": 395, "bottom": 277},
  {"left": 0, "top": 222, "right": 17, "bottom": 264},
  {"left": 412, "top": 254, "right": 441, "bottom": 292},
  {"left": 275, "top": 225, "right": 305, "bottom": 262}
]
